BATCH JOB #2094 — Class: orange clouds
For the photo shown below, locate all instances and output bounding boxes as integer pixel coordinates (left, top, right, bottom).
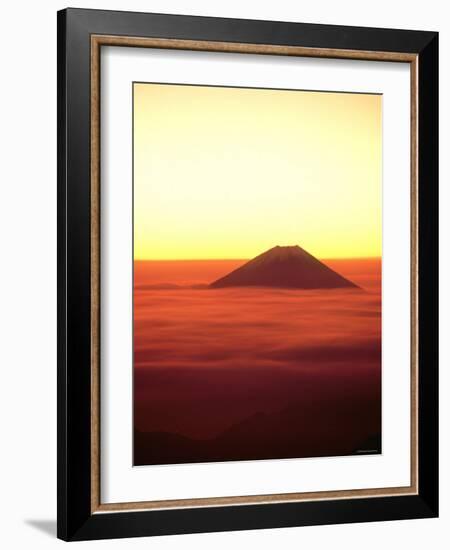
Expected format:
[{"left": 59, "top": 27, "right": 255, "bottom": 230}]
[{"left": 133, "top": 259, "right": 381, "bottom": 464}]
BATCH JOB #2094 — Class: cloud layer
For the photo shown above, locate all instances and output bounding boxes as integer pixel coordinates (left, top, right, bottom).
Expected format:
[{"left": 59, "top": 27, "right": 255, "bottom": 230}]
[{"left": 134, "top": 259, "right": 381, "bottom": 459}]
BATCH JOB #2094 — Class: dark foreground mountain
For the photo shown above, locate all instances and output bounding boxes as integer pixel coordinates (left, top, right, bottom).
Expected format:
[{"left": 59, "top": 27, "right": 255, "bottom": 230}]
[
  {"left": 134, "top": 396, "right": 381, "bottom": 466},
  {"left": 210, "top": 245, "right": 358, "bottom": 289}
]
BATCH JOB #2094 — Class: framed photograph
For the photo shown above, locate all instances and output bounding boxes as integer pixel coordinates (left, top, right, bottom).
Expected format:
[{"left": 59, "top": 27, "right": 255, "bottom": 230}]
[{"left": 57, "top": 8, "right": 438, "bottom": 541}]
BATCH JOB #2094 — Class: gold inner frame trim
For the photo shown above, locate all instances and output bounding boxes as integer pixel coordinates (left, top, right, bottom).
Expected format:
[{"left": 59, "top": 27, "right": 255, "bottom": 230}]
[{"left": 90, "top": 34, "right": 419, "bottom": 514}]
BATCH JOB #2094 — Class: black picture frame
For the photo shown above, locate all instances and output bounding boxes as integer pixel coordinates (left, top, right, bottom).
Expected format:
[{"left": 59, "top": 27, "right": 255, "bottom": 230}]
[{"left": 57, "top": 7, "right": 438, "bottom": 541}]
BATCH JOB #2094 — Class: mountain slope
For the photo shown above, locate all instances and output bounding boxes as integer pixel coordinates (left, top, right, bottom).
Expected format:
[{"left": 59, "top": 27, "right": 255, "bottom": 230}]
[
  {"left": 134, "top": 394, "right": 380, "bottom": 465},
  {"left": 210, "top": 245, "right": 358, "bottom": 289}
]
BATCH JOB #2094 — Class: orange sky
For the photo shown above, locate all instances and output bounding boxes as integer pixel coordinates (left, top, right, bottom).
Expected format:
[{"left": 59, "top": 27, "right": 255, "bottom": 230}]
[{"left": 134, "top": 83, "right": 382, "bottom": 260}]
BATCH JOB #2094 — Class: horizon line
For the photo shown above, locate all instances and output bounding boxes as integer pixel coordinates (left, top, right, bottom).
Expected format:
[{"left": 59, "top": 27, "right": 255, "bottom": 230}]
[{"left": 134, "top": 256, "right": 382, "bottom": 262}]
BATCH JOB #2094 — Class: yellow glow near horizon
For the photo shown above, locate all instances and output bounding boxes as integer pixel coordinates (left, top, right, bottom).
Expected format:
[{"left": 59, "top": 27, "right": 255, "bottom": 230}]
[{"left": 134, "top": 83, "right": 381, "bottom": 260}]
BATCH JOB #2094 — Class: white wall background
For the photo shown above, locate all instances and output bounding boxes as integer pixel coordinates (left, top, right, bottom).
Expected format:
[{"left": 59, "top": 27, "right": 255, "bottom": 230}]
[{"left": 0, "top": 1, "right": 447, "bottom": 548}]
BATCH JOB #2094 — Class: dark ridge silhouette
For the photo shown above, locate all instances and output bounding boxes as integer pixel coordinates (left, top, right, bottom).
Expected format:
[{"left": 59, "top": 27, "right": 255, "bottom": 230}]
[
  {"left": 210, "top": 245, "right": 359, "bottom": 289},
  {"left": 134, "top": 424, "right": 381, "bottom": 467},
  {"left": 134, "top": 394, "right": 381, "bottom": 466}
]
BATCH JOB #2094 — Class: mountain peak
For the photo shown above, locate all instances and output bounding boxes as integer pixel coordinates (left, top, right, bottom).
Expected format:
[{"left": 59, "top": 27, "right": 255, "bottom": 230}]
[{"left": 210, "top": 245, "right": 359, "bottom": 289}]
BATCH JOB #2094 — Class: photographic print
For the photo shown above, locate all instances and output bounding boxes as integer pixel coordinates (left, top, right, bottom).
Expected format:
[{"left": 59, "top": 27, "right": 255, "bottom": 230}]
[
  {"left": 58, "top": 11, "right": 438, "bottom": 540},
  {"left": 133, "top": 82, "right": 382, "bottom": 466}
]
